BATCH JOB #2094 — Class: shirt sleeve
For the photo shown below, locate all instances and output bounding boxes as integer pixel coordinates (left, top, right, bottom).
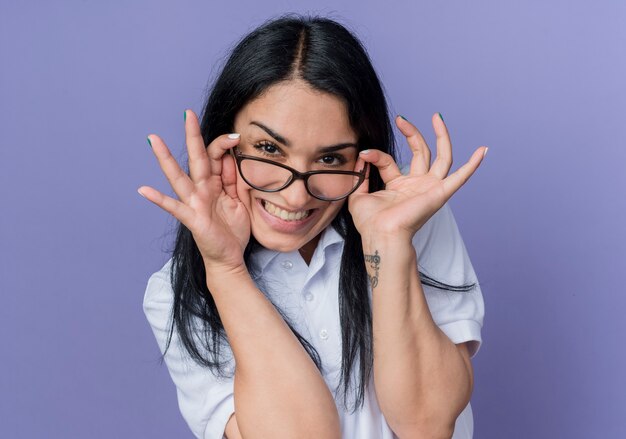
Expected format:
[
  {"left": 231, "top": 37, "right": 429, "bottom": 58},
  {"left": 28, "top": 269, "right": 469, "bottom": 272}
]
[
  {"left": 143, "top": 259, "right": 236, "bottom": 439},
  {"left": 411, "top": 202, "right": 485, "bottom": 358}
]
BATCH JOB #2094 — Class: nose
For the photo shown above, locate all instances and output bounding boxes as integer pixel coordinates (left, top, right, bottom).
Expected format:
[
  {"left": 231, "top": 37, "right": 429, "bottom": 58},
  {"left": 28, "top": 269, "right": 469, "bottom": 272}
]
[{"left": 279, "top": 177, "right": 312, "bottom": 208}]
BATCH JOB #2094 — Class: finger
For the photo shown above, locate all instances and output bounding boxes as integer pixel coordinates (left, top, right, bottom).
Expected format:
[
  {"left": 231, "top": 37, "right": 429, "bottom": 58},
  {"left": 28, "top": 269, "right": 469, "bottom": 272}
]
[
  {"left": 148, "top": 134, "right": 194, "bottom": 203},
  {"left": 358, "top": 149, "right": 402, "bottom": 184},
  {"left": 184, "top": 109, "right": 211, "bottom": 183},
  {"left": 429, "top": 112, "right": 453, "bottom": 179},
  {"left": 442, "top": 147, "right": 488, "bottom": 200},
  {"left": 221, "top": 153, "right": 239, "bottom": 200},
  {"left": 395, "top": 115, "right": 431, "bottom": 176},
  {"left": 207, "top": 133, "right": 241, "bottom": 176},
  {"left": 137, "top": 185, "right": 196, "bottom": 227},
  {"left": 351, "top": 155, "right": 370, "bottom": 196}
]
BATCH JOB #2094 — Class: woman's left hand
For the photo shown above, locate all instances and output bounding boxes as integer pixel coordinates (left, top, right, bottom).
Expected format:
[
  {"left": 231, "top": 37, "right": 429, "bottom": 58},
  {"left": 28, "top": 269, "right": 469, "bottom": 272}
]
[{"left": 348, "top": 113, "right": 487, "bottom": 241}]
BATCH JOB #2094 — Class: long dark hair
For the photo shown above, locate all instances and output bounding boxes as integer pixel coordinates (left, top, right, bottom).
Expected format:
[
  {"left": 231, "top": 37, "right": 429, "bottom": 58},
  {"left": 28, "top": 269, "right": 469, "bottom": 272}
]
[{"left": 161, "top": 14, "right": 476, "bottom": 413}]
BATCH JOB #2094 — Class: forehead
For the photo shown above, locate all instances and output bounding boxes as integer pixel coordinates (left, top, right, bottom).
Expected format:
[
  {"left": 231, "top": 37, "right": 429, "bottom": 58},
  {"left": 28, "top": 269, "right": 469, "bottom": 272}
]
[{"left": 233, "top": 80, "right": 357, "bottom": 147}]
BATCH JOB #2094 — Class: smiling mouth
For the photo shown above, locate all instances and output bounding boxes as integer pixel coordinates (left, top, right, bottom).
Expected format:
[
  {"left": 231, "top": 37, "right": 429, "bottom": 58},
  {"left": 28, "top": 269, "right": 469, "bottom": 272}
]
[{"left": 261, "top": 200, "right": 313, "bottom": 221}]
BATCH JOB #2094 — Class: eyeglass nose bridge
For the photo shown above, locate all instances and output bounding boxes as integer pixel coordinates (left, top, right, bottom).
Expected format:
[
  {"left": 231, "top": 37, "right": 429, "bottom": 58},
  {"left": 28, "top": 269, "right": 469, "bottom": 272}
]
[
  {"left": 279, "top": 167, "right": 315, "bottom": 192},
  {"left": 252, "top": 166, "right": 322, "bottom": 200},
  {"left": 276, "top": 172, "right": 315, "bottom": 204}
]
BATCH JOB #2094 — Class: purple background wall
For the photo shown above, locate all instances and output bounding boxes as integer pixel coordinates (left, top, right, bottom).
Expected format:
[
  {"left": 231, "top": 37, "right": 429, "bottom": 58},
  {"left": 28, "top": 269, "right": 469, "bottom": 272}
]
[{"left": 2, "top": 1, "right": 624, "bottom": 437}]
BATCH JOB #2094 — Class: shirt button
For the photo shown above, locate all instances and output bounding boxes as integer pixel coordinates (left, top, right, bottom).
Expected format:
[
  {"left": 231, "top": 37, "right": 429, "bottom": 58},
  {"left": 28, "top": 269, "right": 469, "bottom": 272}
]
[
  {"left": 319, "top": 329, "right": 329, "bottom": 340},
  {"left": 304, "top": 292, "right": 314, "bottom": 302},
  {"left": 281, "top": 260, "right": 293, "bottom": 269}
]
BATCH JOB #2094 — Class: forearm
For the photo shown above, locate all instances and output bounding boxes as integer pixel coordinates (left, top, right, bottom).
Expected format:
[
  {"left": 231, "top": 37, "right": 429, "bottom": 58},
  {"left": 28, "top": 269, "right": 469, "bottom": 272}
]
[
  {"left": 362, "top": 236, "right": 472, "bottom": 439},
  {"left": 205, "top": 265, "right": 340, "bottom": 439}
]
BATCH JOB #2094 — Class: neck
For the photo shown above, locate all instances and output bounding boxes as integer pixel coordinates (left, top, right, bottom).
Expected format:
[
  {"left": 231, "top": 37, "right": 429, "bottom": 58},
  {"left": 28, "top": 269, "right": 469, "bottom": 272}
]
[{"left": 298, "top": 234, "right": 321, "bottom": 265}]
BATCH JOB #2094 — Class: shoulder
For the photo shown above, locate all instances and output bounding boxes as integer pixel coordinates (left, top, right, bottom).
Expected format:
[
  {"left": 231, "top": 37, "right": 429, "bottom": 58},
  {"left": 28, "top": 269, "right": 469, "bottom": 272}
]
[
  {"left": 143, "top": 258, "right": 175, "bottom": 317},
  {"left": 141, "top": 258, "right": 236, "bottom": 438}
]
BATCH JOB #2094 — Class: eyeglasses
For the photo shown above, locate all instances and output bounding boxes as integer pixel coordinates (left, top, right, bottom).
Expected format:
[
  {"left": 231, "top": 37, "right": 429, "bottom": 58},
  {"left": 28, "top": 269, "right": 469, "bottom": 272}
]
[{"left": 230, "top": 148, "right": 368, "bottom": 201}]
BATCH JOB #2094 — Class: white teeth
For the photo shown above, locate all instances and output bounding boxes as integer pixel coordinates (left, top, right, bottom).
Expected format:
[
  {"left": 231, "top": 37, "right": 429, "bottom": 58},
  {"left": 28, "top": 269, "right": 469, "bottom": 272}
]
[{"left": 263, "top": 200, "right": 310, "bottom": 221}]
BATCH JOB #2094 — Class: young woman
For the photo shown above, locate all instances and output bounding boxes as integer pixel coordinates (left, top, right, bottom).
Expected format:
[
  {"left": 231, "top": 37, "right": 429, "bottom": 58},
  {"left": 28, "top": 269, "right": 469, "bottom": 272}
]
[{"left": 139, "top": 14, "right": 487, "bottom": 439}]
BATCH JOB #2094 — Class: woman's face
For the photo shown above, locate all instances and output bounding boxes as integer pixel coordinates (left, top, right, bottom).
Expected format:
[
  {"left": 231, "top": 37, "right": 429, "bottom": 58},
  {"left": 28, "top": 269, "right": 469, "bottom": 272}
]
[{"left": 232, "top": 80, "right": 359, "bottom": 258}]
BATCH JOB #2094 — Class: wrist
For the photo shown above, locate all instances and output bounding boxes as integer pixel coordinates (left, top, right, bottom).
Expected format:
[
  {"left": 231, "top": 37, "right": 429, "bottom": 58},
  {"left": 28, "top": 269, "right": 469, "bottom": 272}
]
[
  {"left": 204, "top": 261, "right": 251, "bottom": 289},
  {"left": 360, "top": 231, "right": 415, "bottom": 255},
  {"left": 361, "top": 236, "right": 418, "bottom": 285}
]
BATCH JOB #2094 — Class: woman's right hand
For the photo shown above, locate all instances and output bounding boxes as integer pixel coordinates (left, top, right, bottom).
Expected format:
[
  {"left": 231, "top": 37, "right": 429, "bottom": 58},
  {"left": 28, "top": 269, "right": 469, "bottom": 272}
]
[{"left": 138, "top": 109, "right": 251, "bottom": 274}]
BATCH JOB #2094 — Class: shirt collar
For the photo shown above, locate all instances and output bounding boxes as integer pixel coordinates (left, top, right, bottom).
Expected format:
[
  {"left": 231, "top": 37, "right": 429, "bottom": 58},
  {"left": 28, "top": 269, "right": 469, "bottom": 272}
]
[{"left": 249, "top": 224, "right": 344, "bottom": 277}]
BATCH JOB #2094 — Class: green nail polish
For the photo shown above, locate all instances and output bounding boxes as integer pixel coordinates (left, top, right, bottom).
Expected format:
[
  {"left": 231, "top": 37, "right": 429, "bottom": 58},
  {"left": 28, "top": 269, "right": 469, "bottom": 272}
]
[
  {"left": 183, "top": 110, "right": 186, "bottom": 122},
  {"left": 399, "top": 114, "right": 408, "bottom": 121},
  {"left": 147, "top": 137, "right": 152, "bottom": 148},
  {"left": 438, "top": 112, "right": 444, "bottom": 122}
]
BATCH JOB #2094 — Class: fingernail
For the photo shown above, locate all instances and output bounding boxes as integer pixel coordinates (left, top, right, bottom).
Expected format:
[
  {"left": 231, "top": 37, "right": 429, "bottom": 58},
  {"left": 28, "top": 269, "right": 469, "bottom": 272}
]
[
  {"left": 399, "top": 114, "right": 408, "bottom": 121},
  {"left": 183, "top": 110, "right": 187, "bottom": 122},
  {"left": 483, "top": 147, "right": 488, "bottom": 158},
  {"left": 228, "top": 133, "right": 240, "bottom": 139},
  {"left": 438, "top": 112, "right": 444, "bottom": 122},
  {"left": 137, "top": 188, "right": 146, "bottom": 198},
  {"left": 360, "top": 149, "right": 371, "bottom": 155},
  {"left": 147, "top": 137, "right": 152, "bottom": 148}
]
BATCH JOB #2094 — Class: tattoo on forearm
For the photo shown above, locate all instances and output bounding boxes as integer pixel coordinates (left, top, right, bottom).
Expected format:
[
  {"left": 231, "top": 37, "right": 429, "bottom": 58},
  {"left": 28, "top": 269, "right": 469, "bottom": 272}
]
[{"left": 364, "top": 250, "right": 380, "bottom": 289}]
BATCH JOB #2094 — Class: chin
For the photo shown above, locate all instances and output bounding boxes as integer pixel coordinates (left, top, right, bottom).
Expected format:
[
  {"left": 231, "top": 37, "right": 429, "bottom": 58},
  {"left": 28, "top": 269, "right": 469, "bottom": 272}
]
[{"left": 252, "top": 234, "right": 305, "bottom": 253}]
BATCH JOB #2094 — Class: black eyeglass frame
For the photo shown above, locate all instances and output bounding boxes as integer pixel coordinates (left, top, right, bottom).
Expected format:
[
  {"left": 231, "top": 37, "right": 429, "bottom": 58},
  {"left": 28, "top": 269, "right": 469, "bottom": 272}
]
[{"left": 229, "top": 148, "right": 369, "bottom": 201}]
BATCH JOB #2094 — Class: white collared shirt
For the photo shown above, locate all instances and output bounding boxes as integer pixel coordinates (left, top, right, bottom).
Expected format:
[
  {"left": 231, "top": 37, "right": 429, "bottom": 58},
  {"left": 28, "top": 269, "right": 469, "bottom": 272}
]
[{"left": 143, "top": 202, "right": 484, "bottom": 439}]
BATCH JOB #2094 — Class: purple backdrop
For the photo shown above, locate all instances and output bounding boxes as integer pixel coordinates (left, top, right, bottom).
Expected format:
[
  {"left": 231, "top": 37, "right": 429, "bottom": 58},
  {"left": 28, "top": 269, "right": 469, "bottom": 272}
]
[{"left": 2, "top": 1, "right": 625, "bottom": 437}]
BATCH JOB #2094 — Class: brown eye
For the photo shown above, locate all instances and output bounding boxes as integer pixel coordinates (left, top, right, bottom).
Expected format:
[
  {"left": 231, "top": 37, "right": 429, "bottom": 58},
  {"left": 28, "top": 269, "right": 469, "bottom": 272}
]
[
  {"left": 253, "top": 141, "right": 281, "bottom": 156},
  {"left": 319, "top": 154, "right": 347, "bottom": 166}
]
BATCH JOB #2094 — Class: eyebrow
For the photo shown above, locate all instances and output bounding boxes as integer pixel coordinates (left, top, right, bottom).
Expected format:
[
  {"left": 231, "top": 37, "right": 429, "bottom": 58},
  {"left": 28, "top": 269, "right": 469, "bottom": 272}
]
[{"left": 250, "top": 121, "right": 357, "bottom": 153}]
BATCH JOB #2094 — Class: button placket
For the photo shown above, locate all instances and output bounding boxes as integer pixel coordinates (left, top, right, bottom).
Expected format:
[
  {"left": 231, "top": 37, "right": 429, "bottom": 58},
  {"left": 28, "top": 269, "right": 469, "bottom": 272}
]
[{"left": 301, "top": 273, "right": 320, "bottom": 308}]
